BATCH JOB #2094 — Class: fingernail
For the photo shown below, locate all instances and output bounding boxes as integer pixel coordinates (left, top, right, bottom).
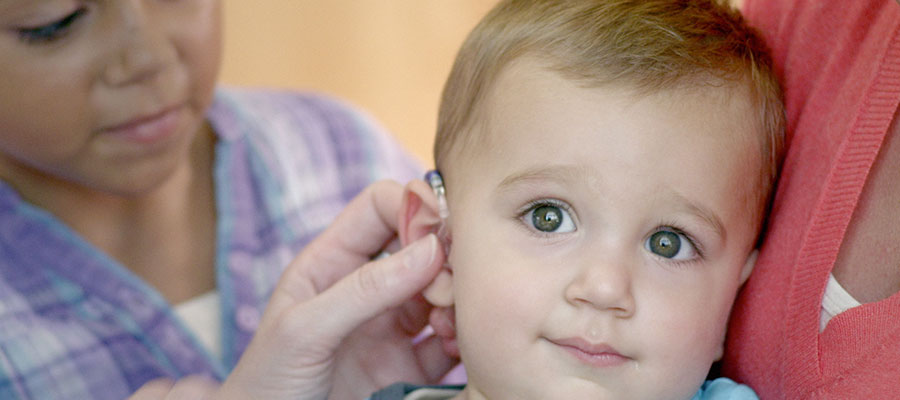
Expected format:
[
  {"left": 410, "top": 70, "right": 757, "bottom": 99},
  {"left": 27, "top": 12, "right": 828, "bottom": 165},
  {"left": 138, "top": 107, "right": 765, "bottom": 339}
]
[{"left": 405, "top": 234, "right": 437, "bottom": 270}]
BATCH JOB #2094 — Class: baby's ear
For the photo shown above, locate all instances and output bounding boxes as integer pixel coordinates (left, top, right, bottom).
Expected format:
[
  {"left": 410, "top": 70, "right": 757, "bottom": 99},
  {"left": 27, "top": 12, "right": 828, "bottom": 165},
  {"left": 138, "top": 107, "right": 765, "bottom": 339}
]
[
  {"left": 739, "top": 250, "right": 758, "bottom": 285},
  {"left": 399, "top": 179, "right": 454, "bottom": 307},
  {"left": 399, "top": 179, "right": 442, "bottom": 246}
]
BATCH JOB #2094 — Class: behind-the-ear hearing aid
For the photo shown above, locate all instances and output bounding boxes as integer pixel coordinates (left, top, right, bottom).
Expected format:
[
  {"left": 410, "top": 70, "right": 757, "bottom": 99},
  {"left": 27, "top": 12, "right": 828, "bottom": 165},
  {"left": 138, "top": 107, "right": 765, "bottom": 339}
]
[
  {"left": 424, "top": 170, "right": 451, "bottom": 253},
  {"left": 425, "top": 170, "right": 449, "bottom": 220}
]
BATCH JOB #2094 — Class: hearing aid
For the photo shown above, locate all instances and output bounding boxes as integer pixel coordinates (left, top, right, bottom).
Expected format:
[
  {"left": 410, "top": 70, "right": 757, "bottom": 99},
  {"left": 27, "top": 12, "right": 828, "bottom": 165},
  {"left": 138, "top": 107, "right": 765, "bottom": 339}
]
[
  {"left": 424, "top": 170, "right": 451, "bottom": 253},
  {"left": 425, "top": 170, "right": 449, "bottom": 220}
]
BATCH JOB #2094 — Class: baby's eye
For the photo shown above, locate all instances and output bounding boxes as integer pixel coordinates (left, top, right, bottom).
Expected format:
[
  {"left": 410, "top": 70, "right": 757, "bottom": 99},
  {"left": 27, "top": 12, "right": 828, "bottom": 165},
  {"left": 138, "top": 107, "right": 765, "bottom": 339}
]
[
  {"left": 525, "top": 203, "right": 575, "bottom": 233},
  {"left": 645, "top": 229, "right": 698, "bottom": 260}
]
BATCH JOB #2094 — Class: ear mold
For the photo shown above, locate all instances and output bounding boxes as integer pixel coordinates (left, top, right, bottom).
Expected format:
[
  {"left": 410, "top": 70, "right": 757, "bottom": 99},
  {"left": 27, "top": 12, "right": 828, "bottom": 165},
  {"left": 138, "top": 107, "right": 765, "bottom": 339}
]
[{"left": 425, "top": 170, "right": 452, "bottom": 257}]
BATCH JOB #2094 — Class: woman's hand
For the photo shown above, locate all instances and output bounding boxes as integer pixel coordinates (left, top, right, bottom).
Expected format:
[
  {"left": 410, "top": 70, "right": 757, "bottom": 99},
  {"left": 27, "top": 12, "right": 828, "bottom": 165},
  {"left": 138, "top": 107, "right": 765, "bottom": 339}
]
[
  {"left": 130, "top": 180, "right": 455, "bottom": 400},
  {"left": 128, "top": 376, "right": 219, "bottom": 400},
  {"left": 220, "top": 180, "right": 455, "bottom": 400}
]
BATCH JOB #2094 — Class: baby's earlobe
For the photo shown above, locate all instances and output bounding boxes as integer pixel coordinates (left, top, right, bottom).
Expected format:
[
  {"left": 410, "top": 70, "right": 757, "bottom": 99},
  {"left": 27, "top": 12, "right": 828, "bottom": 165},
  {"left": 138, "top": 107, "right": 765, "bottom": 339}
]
[
  {"left": 740, "top": 250, "right": 758, "bottom": 285},
  {"left": 423, "top": 267, "right": 454, "bottom": 307}
]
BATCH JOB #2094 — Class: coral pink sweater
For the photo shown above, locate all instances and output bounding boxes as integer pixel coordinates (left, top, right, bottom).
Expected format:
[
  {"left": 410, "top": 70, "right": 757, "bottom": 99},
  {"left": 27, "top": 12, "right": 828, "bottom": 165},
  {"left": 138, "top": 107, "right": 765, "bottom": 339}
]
[{"left": 723, "top": 0, "right": 900, "bottom": 398}]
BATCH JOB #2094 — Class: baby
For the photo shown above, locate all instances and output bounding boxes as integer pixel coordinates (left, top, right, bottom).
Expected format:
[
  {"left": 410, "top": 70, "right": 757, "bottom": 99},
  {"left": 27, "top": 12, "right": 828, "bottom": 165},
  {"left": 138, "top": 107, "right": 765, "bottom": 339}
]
[{"left": 376, "top": 0, "right": 784, "bottom": 399}]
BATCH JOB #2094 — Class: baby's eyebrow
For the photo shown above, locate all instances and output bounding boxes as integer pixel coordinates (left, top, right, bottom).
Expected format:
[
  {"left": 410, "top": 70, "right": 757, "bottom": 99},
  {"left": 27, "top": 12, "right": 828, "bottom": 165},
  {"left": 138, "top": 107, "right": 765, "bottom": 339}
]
[
  {"left": 496, "top": 164, "right": 588, "bottom": 191},
  {"left": 666, "top": 190, "right": 727, "bottom": 243}
]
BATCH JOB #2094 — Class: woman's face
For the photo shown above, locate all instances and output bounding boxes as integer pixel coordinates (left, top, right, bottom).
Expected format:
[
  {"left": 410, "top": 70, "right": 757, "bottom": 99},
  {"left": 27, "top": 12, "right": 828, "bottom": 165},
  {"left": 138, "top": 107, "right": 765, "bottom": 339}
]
[{"left": 0, "top": 0, "right": 221, "bottom": 197}]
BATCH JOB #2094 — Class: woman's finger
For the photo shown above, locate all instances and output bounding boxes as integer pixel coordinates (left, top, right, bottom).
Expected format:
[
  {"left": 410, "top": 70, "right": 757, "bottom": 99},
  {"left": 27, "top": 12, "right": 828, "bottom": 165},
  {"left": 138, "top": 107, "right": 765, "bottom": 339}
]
[
  {"left": 128, "top": 379, "right": 174, "bottom": 400},
  {"left": 265, "top": 180, "right": 406, "bottom": 318},
  {"left": 286, "top": 234, "right": 443, "bottom": 351},
  {"left": 127, "top": 376, "right": 219, "bottom": 400},
  {"left": 413, "top": 333, "right": 461, "bottom": 383},
  {"left": 164, "top": 376, "right": 219, "bottom": 400},
  {"left": 303, "top": 180, "right": 405, "bottom": 287}
]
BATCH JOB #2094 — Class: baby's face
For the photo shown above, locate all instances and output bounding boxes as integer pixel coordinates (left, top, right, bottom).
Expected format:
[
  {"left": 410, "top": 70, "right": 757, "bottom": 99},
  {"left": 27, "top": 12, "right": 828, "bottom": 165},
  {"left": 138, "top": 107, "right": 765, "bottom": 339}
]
[
  {"left": 0, "top": 0, "right": 221, "bottom": 195},
  {"left": 442, "top": 59, "right": 760, "bottom": 400}
]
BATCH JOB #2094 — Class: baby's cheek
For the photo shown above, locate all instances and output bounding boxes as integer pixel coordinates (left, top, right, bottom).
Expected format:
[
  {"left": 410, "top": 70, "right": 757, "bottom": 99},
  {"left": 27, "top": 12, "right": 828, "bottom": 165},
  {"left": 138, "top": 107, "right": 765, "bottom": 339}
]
[
  {"left": 681, "top": 299, "right": 734, "bottom": 363},
  {"left": 648, "top": 290, "right": 728, "bottom": 357},
  {"left": 455, "top": 269, "right": 534, "bottom": 325}
]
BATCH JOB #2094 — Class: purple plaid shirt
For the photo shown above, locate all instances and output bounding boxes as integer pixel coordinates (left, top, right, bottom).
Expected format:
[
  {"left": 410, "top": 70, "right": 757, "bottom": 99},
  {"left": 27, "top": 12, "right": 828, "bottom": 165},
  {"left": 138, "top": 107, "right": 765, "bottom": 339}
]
[{"left": 0, "top": 88, "right": 421, "bottom": 399}]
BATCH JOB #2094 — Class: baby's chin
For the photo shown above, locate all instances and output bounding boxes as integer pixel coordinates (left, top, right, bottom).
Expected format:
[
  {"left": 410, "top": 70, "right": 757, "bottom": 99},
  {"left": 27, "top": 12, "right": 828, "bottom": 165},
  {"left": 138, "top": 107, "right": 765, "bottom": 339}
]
[{"left": 462, "top": 377, "right": 702, "bottom": 400}]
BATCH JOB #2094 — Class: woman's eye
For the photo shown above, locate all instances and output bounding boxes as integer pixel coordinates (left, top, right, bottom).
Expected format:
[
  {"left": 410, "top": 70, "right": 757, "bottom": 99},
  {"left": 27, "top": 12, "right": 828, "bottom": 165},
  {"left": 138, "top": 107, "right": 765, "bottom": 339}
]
[
  {"left": 17, "top": 7, "right": 87, "bottom": 44},
  {"left": 645, "top": 230, "right": 698, "bottom": 260},
  {"left": 526, "top": 203, "right": 575, "bottom": 233}
]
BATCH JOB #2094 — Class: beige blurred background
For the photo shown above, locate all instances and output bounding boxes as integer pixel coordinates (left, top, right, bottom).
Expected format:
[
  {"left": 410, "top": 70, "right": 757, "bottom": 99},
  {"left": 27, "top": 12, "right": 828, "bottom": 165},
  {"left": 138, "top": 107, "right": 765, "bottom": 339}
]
[
  {"left": 220, "top": 1, "right": 499, "bottom": 166},
  {"left": 220, "top": 0, "right": 745, "bottom": 166}
]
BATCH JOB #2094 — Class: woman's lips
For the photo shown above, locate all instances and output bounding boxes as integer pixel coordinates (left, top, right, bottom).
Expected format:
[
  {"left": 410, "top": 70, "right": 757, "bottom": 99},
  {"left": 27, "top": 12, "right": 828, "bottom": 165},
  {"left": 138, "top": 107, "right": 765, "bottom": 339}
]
[
  {"left": 101, "top": 105, "right": 183, "bottom": 144},
  {"left": 548, "top": 337, "right": 630, "bottom": 368}
]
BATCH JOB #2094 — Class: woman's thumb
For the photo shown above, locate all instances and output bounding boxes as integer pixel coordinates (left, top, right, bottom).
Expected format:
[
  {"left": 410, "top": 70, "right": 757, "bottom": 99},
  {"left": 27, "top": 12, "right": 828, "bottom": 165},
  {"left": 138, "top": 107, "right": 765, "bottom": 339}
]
[{"left": 302, "top": 234, "right": 442, "bottom": 342}]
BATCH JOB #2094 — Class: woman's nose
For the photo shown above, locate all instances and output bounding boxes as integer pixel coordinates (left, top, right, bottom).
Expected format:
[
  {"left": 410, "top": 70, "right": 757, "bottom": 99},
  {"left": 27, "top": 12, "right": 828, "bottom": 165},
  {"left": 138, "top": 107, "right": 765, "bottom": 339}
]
[{"left": 102, "top": 2, "right": 172, "bottom": 86}]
